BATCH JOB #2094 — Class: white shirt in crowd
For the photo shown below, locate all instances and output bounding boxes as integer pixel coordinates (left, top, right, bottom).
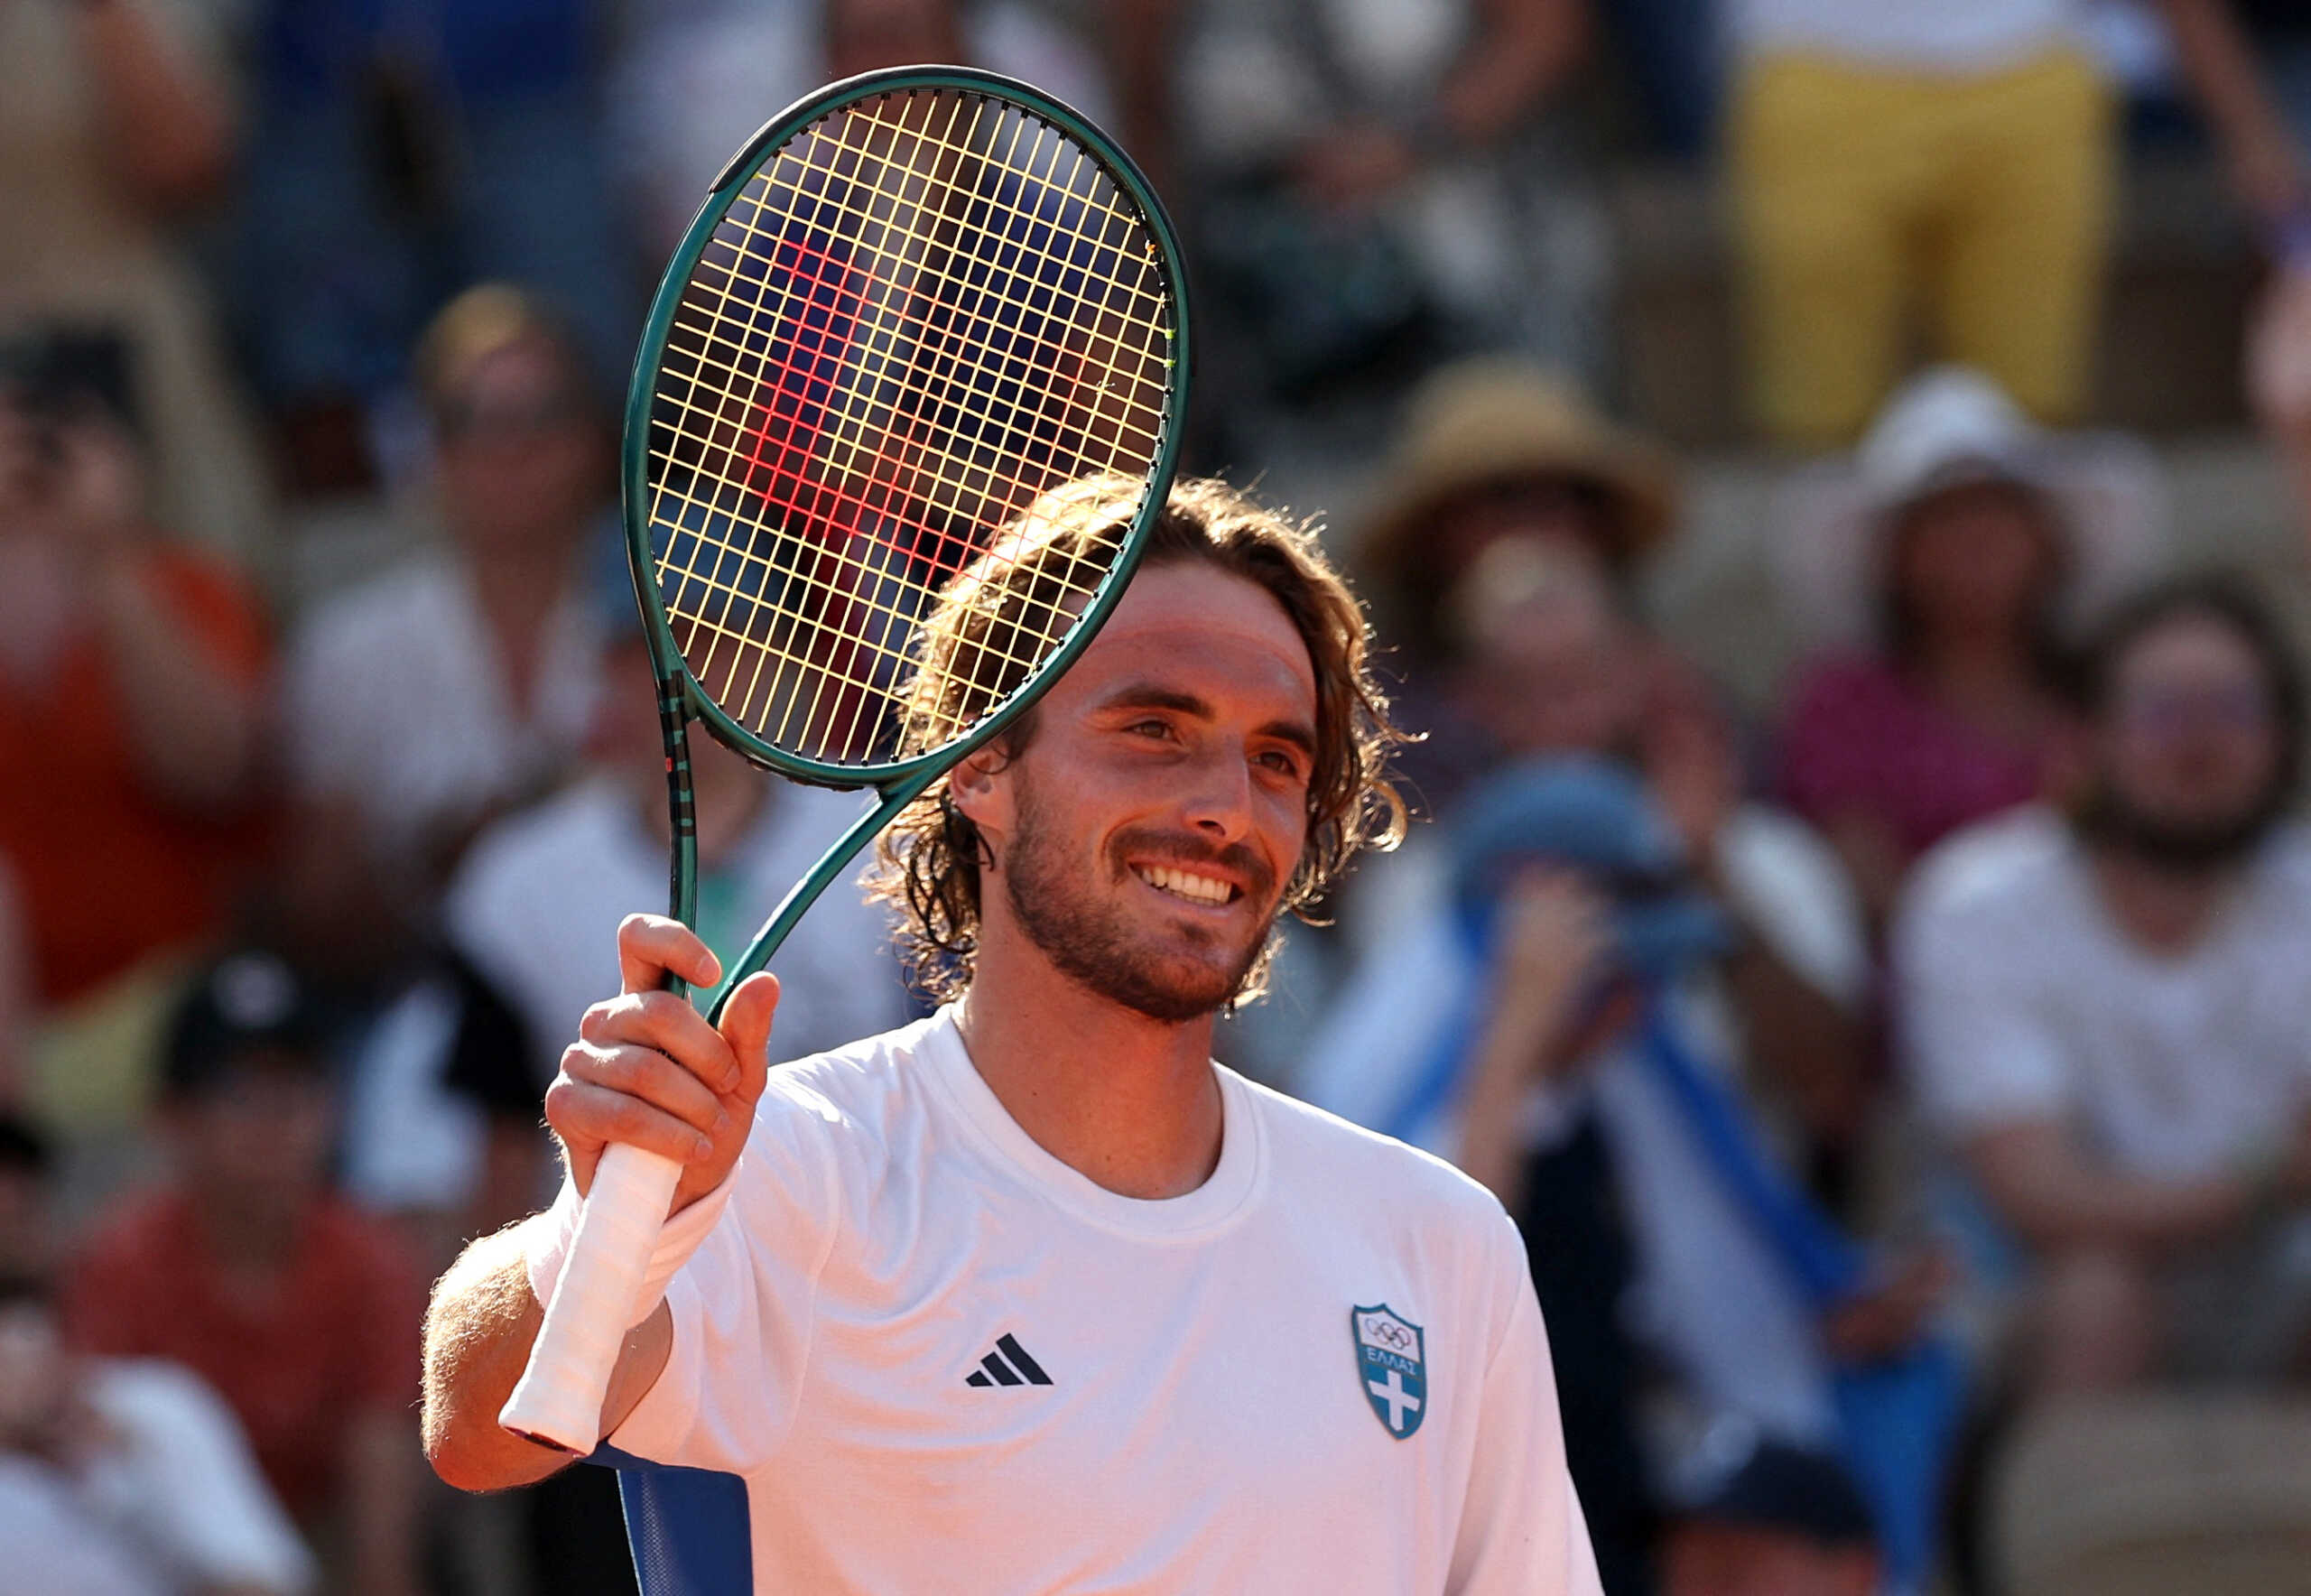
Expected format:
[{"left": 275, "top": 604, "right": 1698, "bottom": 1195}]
[
  {"left": 447, "top": 775, "right": 911, "bottom": 1088},
  {"left": 1898, "top": 807, "right": 2311, "bottom": 1182},
  {"left": 285, "top": 547, "right": 604, "bottom": 867},
  {"left": 1731, "top": 0, "right": 2084, "bottom": 71},
  {"left": 611, "top": 1010, "right": 1602, "bottom": 1595},
  {"left": 0, "top": 1359, "right": 314, "bottom": 1596}
]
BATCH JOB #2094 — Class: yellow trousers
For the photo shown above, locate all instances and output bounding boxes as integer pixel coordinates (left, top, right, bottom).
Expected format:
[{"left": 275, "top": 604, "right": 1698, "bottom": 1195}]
[{"left": 1731, "top": 48, "right": 2115, "bottom": 448}]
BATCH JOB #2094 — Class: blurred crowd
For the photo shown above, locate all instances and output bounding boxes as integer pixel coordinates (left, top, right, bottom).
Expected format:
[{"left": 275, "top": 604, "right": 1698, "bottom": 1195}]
[{"left": 8, "top": 0, "right": 2311, "bottom": 1593}]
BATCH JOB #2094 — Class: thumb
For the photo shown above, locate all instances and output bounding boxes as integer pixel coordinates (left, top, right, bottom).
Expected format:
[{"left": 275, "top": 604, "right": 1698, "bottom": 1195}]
[{"left": 715, "top": 971, "right": 782, "bottom": 1105}]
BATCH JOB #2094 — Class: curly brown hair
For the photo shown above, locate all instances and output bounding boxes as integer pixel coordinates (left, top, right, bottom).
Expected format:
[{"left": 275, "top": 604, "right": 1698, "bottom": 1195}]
[{"left": 867, "top": 474, "right": 1406, "bottom": 1005}]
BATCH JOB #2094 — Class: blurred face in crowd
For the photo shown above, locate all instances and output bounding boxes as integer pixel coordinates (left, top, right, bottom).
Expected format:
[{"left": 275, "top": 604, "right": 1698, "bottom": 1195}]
[
  {"left": 1432, "top": 475, "right": 1628, "bottom": 594},
  {"left": 1661, "top": 1523, "right": 1878, "bottom": 1596},
  {"left": 166, "top": 1055, "right": 336, "bottom": 1224},
  {"left": 2090, "top": 611, "right": 2284, "bottom": 867},
  {"left": 433, "top": 336, "right": 604, "bottom": 559},
  {"left": 1448, "top": 535, "right": 1643, "bottom": 755},
  {"left": 1888, "top": 478, "right": 2063, "bottom": 649}
]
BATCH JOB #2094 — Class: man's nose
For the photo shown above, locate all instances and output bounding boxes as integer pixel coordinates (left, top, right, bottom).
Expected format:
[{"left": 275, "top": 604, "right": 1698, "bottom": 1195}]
[{"left": 1178, "top": 742, "right": 1255, "bottom": 842}]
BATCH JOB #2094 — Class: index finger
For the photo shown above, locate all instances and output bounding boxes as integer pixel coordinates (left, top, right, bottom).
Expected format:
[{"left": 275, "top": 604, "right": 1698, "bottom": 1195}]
[{"left": 616, "top": 913, "right": 724, "bottom": 996}]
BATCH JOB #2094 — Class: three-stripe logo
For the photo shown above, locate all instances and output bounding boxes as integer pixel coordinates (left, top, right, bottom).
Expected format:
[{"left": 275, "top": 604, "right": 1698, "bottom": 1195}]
[{"left": 965, "top": 1333, "right": 1052, "bottom": 1387}]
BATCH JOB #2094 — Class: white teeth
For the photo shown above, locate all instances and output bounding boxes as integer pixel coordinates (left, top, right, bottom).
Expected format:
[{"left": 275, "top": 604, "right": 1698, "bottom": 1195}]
[{"left": 1137, "top": 865, "right": 1234, "bottom": 905}]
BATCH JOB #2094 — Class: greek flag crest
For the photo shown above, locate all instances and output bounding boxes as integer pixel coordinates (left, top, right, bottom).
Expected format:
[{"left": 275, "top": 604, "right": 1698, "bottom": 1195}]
[{"left": 1351, "top": 1304, "right": 1427, "bottom": 1440}]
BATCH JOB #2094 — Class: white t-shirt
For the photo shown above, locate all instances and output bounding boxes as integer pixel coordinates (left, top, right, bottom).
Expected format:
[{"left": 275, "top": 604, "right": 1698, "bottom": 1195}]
[
  {"left": 285, "top": 548, "right": 604, "bottom": 867},
  {"left": 446, "top": 775, "right": 911, "bottom": 1089},
  {"left": 0, "top": 1359, "right": 313, "bottom": 1596},
  {"left": 613, "top": 1010, "right": 1601, "bottom": 1595},
  {"left": 1731, "top": 0, "right": 2084, "bottom": 71},
  {"left": 1898, "top": 807, "right": 2311, "bottom": 1180}
]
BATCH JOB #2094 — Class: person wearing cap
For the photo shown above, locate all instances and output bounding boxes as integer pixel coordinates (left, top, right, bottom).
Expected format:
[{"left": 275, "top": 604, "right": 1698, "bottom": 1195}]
[
  {"left": 1659, "top": 1430, "right": 1879, "bottom": 1596},
  {"left": 62, "top": 951, "right": 426, "bottom": 1596},
  {"left": 1897, "top": 575, "right": 2311, "bottom": 1403},
  {"left": 1773, "top": 367, "right": 2166, "bottom": 935}
]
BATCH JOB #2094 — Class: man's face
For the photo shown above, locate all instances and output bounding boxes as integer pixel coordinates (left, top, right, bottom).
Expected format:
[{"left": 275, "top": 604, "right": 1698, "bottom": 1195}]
[
  {"left": 956, "top": 562, "right": 1318, "bottom": 1022},
  {"left": 2095, "top": 613, "right": 2281, "bottom": 861}
]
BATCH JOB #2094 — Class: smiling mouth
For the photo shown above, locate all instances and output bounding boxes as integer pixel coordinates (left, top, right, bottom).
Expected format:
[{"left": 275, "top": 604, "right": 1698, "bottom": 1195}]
[{"left": 1133, "top": 863, "right": 1240, "bottom": 907}]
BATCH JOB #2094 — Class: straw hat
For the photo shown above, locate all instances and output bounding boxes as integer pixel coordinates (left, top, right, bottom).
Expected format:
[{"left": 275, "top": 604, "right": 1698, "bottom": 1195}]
[
  {"left": 1769, "top": 367, "right": 2168, "bottom": 649},
  {"left": 1360, "top": 357, "right": 1683, "bottom": 587}
]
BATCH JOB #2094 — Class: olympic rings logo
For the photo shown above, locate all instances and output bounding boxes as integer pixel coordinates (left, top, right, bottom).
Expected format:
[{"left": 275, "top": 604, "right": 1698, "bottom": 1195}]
[{"left": 1366, "top": 1320, "right": 1415, "bottom": 1352}]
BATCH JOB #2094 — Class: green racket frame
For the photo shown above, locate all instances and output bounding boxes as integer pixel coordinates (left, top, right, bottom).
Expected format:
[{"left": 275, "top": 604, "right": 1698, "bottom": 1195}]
[{"left": 622, "top": 66, "right": 1193, "bottom": 1020}]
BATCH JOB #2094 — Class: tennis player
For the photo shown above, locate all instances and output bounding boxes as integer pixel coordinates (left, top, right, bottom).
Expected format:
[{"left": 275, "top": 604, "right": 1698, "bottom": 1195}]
[{"left": 422, "top": 478, "right": 1602, "bottom": 1593}]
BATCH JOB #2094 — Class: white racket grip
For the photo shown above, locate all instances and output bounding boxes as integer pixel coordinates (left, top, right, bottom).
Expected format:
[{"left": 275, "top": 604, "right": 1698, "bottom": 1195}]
[{"left": 499, "top": 1143, "right": 683, "bottom": 1452}]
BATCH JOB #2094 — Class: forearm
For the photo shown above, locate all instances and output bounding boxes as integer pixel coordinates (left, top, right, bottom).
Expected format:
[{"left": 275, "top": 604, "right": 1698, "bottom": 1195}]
[
  {"left": 1436, "top": 0, "right": 1588, "bottom": 144},
  {"left": 77, "top": 0, "right": 233, "bottom": 208},
  {"left": 2157, "top": 0, "right": 2304, "bottom": 225},
  {"left": 1455, "top": 983, "right": 1581, "bottom": 1211},
  {"left": 421, "top": 1219, "right": 673, "bottom": 1492},
  {"left": 1968, "top": 1129, "right": 2249, "bottom": 1253},
  {"left": 94, "top": 560, "right": 261, "bottom": 812}
]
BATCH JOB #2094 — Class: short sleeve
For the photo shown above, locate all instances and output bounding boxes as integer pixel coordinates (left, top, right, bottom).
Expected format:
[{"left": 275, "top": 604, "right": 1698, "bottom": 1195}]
[
  {"left": 1893, "top": 847, "right": 2070, "bottom": 1138},
  {"left": 608, "top": 1081, "right": 846, "bottom": 1474},
  {"left": 1449, "top": 1209, "right": 1604, "bottom": 1596}
]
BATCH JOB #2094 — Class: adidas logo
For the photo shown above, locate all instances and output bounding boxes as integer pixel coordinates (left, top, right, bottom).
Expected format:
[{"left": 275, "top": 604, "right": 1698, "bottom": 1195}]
[{"left": 965, "top": 1333, "right": 1053, "bottom": 1387}]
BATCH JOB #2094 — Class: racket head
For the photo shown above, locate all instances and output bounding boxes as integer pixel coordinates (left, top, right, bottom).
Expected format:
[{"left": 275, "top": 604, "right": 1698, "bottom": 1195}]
[{"left": 624, "top": 65, "right": 1191, "bottom": 791}]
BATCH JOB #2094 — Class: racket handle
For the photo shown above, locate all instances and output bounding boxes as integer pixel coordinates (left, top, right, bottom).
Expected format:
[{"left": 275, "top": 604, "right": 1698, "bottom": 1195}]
[{"left": 499, "top": 1143, "right": 684, "bottom": 1452}]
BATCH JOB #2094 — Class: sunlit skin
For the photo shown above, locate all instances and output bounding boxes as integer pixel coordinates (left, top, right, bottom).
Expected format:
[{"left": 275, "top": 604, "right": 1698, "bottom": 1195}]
[{"left": 950, "top": 561, "right": 1320, "bottom": 1199}]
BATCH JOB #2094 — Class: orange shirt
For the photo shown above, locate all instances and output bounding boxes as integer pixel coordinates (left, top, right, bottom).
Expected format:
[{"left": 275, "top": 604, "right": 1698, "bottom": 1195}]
[
  {"left": 0, "top": 546, "right": 270, "bottom": 1004},
  {"left": 62, "top": 1188, "right": 424, "bottom": 1518}
]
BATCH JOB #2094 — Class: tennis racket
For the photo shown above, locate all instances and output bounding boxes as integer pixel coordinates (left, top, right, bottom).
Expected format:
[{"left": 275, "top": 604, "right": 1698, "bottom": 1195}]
[{"left": 498, "top": 66, "right": 1191, "bottom": 1452}]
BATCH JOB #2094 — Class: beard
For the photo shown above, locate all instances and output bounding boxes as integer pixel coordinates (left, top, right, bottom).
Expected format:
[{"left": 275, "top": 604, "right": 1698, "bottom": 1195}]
[
  {"left": 2073, "top": 779, "right": 2286, "bottom": 874},
  {"left": 999, "top": 780, "right": 1281, "bottom": 1025}
]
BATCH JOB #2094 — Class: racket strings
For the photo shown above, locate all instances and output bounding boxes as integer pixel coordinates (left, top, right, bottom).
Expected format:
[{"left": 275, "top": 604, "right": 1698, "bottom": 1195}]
[{"left": 644, "top": 86, "right": 1172, "bottom": 766}]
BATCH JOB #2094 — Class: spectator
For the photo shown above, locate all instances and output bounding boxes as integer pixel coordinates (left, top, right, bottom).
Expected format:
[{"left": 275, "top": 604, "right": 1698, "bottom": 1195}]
[
  {"left": 1313, "top": 756, "right": 1951, "bottom": 1593},
  {"left": 1727, "top": 0, "right": 2116, "bottom": 445},
  {"left": 2162, "top": 2, "right": 2311, "bottom": 546},
  {"left": 0, "top": 1127, "right": 313, "bottom": 1596},
  {"left": 0, "top": 0, "right": 273, "bottom": 559},
  {"left": 1161, "top": 0, "right": 1605, "bottom": 418},
  {"left": 1353, "top": 357, "right": 1681, "bottom": 812},
  {"left": 0, "top": 348, "right": 269, "bottom": 1011},
  {"left": 284, "top": 285, "right": 612, "bottom": 900},
  {"left": 232, "top": 0, "right": 634, "bottom": 495},
  {"left": 1898, "top": 576, "right": 2311, "bottom": 1401},
  {"left": 64, "top": 952, "right": 424, "bottom": 1596},
  {"left": 446, "top": 562, "right": 912, "bottom": 1093},
  {"left": 1660, "top": 1431, "right": 1879, "bottom": 1596},
  {"left": 1774, "top": 367, "right": 2165, "bottom": 936}
]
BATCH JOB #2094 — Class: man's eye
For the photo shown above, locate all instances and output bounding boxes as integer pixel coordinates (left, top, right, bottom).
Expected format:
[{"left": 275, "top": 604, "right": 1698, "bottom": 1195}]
[
  {"left": 1257, "top": 750, "right": 1304, "bottom": 778},
  {"left": 1128, "top": 719, "right": 1172, "bottom": 738}
]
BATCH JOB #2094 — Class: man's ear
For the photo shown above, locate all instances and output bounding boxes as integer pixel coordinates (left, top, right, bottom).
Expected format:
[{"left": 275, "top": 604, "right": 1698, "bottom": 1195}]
[{"left": 948, "top": 744, "right": 1014, "bottom": 837}]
